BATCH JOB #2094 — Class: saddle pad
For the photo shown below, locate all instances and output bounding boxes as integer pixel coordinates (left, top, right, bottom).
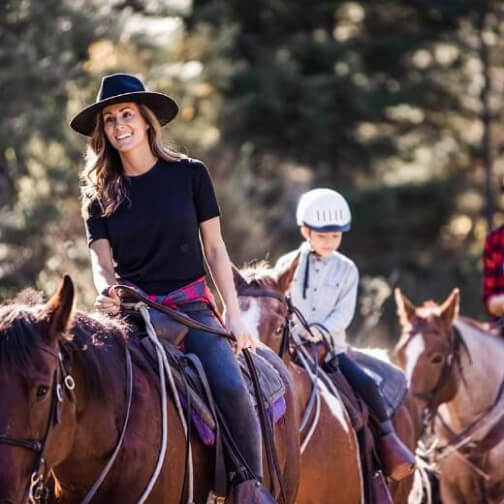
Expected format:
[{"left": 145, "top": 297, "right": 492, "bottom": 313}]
[
  {"left": 353, "top": 349, "right": 408, "bottom": 418},
  {"left": 237, "top": 351, "right": 286, "bottom": 410},
  {"left": 136, "top": 335, "right": 285, "bottom": 446}
]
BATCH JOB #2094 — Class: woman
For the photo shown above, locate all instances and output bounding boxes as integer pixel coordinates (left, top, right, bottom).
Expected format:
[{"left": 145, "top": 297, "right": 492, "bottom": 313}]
[{"left": 70, "top": 73, "right": 266, "bottom": 498}]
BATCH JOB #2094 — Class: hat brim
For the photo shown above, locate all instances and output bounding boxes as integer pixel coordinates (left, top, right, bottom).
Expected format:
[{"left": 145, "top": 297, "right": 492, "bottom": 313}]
[
  {"left": 303, "top": 222, "right": 351, "bottom": 232},
  {"left": 69, "top": 91, "right": 179, "bottom": 136}
]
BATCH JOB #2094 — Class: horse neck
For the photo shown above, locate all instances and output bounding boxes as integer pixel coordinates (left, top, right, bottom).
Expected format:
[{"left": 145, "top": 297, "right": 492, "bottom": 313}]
[{"left": 440, "top": 318, "right": 504, "bottom": 429}]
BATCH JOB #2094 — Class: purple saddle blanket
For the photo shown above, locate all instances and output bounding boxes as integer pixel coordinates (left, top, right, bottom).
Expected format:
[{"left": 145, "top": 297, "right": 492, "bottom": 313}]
[
  {"left": 186, "top": 350, "right": 287, "bottom": 446},
  {"left": 135, "top": 335, "right": 286, "bottom": 446}
]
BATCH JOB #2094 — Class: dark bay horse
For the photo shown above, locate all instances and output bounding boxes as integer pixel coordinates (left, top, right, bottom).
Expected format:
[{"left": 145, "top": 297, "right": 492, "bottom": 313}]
[
  {"left": 394, "top": 288, "right": 504, "bottom": 503},
  {"left": 234, "top": 259, "right": 422, "bottom": 504},
  {"left": 234, "top": 261, "right": 364, "bottom": 503},
  {"left": 0, "top": 275, "right": 300, "bottom": 503}
]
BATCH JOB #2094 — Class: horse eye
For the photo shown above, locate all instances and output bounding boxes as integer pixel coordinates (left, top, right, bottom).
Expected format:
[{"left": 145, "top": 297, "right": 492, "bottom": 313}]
[
  {"left": 431, "top": 354, "right": 443, "bottom": 365},
  {"left": 36, "top": 385, "right": 50, "bottom": 399}
]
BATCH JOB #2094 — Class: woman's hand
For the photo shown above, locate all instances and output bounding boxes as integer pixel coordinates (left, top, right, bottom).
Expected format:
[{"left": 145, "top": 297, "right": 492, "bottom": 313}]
[
  {"left": 95, "top": 287, "right": 121, "bottom": 315},
  {"left": 225, "top": 312, "right": 257, "bottom": 355}
]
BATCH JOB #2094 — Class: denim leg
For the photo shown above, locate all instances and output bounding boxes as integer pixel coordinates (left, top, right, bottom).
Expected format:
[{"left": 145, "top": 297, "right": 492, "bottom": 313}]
[
  {"left": 338, "top": 353, "right": 388, "bottom": 421},
  {"left": 183, "top": 312, "right": 262, "bottom": 478}
]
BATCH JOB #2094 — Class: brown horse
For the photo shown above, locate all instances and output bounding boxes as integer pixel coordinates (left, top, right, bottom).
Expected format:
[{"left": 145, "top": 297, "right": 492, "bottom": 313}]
[
  {"left": 0, "top": 275, "right": 301, "bottom": 504},
  {"left": 394, "top": 288, "right": 504, "bottom": 503},
  {"left": 234, "top": 259, "right": 422, "bottom": 504},
  {"left": 235, "top": 260, "right": 365, "bottom": 503}
]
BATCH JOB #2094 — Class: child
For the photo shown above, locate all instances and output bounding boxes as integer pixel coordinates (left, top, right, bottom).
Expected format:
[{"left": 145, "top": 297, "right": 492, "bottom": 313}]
[{"left": 276, "top": 188, "right": 415, "bottom": 481}]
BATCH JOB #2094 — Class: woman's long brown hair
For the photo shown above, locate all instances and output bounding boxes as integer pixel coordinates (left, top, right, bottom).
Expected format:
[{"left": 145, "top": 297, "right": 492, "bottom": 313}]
[{"left": 80, "top": 104, "right": 185, "bottom": 218}]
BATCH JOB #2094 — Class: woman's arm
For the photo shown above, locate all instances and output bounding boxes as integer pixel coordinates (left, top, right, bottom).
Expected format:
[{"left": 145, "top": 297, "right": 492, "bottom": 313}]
[
  {"left": 200, "top": 216, "right": 256, "bottom": 352},
  {"left": 89, "top": 239, "right": 120, "bottom": 313}
]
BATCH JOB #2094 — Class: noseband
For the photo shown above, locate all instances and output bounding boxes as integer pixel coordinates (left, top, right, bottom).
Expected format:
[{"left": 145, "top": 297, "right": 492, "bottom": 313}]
[{"left": 0, "top": 344, "right": 75, "bottom": 503}]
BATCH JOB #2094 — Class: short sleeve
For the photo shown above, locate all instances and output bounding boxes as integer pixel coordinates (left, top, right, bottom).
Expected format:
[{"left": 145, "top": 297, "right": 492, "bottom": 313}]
[
  {"left": 84, "top": 200, "right": 109, "bottom": 246},
  {"left": 191, "top": 159, "right": 221, "bottom": 223}
]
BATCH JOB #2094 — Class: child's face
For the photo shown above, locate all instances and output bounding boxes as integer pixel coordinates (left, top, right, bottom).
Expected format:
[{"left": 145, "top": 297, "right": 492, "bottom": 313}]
[{"left": 301, "top": 226, "right": 342, "bottom": 257}]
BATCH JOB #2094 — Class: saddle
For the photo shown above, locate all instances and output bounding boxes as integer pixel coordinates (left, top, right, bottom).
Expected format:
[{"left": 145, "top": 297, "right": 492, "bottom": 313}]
[
  {"left": 138, "top": 335, "right": 286, "bottom": 441},
  {"left": 116, "top": 284, "right": 287, "bottom": 501},
  {"left": 352, "top": 349, "right": 408, "bottom": 419}
]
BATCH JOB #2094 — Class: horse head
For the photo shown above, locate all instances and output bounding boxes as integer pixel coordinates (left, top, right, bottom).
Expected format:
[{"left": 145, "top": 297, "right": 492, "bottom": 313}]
[
  {"left": 0, "top": 275, "right": 75, "bottom": 503},
  {"left": 393, "top": 287, "right": 462, "bottom": 416},
  {"left": 233, "top": 253, "right": 299, "bottom": 355}
]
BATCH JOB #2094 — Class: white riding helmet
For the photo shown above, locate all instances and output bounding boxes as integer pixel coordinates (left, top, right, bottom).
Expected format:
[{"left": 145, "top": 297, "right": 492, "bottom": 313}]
[{"left": 296, "top": 188, "right": 351, "bottom": 232}]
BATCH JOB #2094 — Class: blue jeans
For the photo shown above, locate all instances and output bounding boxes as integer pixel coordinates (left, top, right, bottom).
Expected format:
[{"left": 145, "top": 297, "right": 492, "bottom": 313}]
[
  {"left": 183, "top": 308, "right": 262, "bottom": 478},
  {"left": 337, "top": 353, "right": 388, "bottom": 421}
]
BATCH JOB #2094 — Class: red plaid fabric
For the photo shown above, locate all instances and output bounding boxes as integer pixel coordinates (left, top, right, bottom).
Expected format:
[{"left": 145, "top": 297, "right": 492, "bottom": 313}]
[
  {"left": 123, "top": 275, "right": 224, "bottom": 325},
  {"left": 483, "top": 225, "right": 504, "bottom": 311}
]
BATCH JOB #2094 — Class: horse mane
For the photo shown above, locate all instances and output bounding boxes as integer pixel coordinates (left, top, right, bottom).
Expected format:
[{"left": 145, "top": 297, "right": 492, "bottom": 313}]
[
  {"left": 240, "top": 260, "right": 279, "bottom": 290},
  {"left": 0, "top": 290, "right": 150, "bottom": 402}
]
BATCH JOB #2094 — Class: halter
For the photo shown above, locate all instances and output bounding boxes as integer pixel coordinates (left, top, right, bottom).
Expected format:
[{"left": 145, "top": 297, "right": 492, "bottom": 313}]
[
  {"left": 0, "top": 344, "right": 76, "bottom": 503},
  {"left": 405, "top": 325, "right": 470, "bottom": 430}
]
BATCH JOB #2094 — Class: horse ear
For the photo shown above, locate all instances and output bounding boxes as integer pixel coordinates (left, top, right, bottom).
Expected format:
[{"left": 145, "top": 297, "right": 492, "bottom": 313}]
[
  {"left": 231, "top": 263, "right": 249, "bottom": 291},
  {"left": 45, "top": 274, "right": 75, "bottom": 341},
  {"left": 275, "top": 252, "right": 300, "bottom": 293},
  {"left": 440, "top": 288, "right": 460, "bottom": 326},
  {"left": 394, "top": 288, "right": 417, "bottom": 326}
]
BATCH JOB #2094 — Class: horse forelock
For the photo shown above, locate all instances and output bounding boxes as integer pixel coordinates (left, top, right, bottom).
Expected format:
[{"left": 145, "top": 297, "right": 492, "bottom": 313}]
[
  {"left": 417, "top": 302, "right": 442, "bottom": 318},
  {"left": 241, "top": 262, "right": 280, "bottom": 291},
  {"left": 0, "top": 305, "right": 40, "bottom": 372}
]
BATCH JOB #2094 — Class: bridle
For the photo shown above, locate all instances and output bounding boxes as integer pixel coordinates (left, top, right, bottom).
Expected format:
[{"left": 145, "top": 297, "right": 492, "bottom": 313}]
[
  {"left": 402, "top": 325, "right": 470, "bottom": 429},
  {"left": 0, "top": 344, "right": 76, "bottom": 503},
  {"left": 0, "top": 338, "right": 134, "bottom": 504},
  {"left": 235, "top": 280, "right": 292, "bottom": 358}
]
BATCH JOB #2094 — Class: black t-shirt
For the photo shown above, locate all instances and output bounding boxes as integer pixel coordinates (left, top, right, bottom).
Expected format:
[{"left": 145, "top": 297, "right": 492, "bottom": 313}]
[{"left": 84, "top": 157, "right": 221, "bottom": 294}]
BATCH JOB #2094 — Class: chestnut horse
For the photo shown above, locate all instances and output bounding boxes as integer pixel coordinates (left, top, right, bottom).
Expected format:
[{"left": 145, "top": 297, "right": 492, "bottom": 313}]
[
  {"left": 235, "top": 260, "right": 365, "bottom": 504},
  {"left": 234, "top": 259, "right": 422, "bottom": 504},
  {"left": 394, "top": 288, "right": 504, "bottom": 503},
  {"left": 0, "top": 275, "right": 301, "bottom": 503}
]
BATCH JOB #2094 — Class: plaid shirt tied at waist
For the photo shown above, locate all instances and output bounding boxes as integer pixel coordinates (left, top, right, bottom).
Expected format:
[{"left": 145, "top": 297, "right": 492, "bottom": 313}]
[{"left": 122, "top": 276, "right": 224, "bottom": 326}]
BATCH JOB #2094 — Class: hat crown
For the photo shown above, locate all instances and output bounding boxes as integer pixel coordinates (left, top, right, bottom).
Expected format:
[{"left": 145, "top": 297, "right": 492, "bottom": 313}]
[{"left": 98, "top": 74, "right": 146, "bottom": 101}]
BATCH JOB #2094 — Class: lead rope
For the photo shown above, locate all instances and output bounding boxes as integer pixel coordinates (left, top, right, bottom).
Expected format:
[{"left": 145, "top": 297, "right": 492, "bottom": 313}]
[{"left": 137, "top": 304, "right": 194, "bottom": 504}]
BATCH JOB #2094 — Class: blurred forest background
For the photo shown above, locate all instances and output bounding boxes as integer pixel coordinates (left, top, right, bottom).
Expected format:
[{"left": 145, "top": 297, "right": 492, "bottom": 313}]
[{"left": 1, "top": 0, "right": 504, "bottom": 347}]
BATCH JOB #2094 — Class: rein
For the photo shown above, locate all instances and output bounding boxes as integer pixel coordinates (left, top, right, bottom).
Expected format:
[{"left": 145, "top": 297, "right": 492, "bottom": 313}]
[{"left": 0, "top": 344, "right": 75, "bottom": 504}]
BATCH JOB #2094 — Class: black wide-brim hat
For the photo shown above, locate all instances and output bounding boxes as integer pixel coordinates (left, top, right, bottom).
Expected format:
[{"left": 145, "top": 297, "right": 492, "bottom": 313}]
[{"left": 70, "top": 73, "right": 179, "bottom": 136}]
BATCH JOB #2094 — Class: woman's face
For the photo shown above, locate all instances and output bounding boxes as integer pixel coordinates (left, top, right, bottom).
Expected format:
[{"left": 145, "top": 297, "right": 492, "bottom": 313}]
[{"left": 102, "top": 102, "right": 150, "bottom": 153}]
